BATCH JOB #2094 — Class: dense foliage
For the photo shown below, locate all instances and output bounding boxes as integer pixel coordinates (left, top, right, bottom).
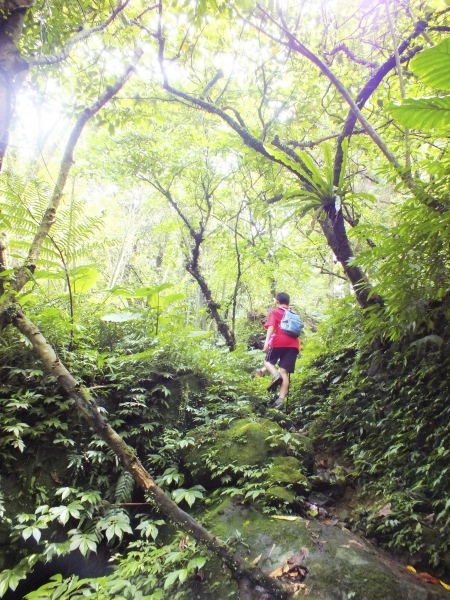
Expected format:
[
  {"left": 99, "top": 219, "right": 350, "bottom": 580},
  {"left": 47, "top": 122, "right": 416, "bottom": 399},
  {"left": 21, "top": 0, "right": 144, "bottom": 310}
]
[{"left": 292, "top": 302, "right": 450, "bottom": 570}]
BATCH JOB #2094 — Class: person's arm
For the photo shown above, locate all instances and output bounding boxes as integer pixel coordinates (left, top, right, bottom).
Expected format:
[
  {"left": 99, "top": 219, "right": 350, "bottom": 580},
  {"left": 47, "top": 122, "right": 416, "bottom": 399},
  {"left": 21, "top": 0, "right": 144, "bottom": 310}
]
[{"left": 263, "top": 325, "right": 274, "bottom": 352}]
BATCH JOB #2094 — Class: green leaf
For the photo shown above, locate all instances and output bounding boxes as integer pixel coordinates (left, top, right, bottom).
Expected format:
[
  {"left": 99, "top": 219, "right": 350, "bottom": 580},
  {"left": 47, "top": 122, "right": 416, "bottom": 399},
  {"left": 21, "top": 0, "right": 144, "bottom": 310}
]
[
  {"left": 172, "top": 485, "right": 205, "bottom": 507},
  {"left": 108, "top": 285, "right": 136, "bottom": 298},
  {"left": 0, "top": 269, "right": 14, "bottom": 277},
  {"left": 388, "top": 97, "right": 450, "bottom": 129},
  {"left": 133, "top": 286, "right": 162, "bottom": 298},
  {"left": 70, "top": 266, "right": 99, "bottom": 292},
  {"left": 178, "top": 568, "right": 189, "bottom": 584},
  {"left": 32, "top": 269, "right": 66, "bottom": 281},
  {"left": 184, "top": 491, "right": 200, "bottom": 507},
  {"left": 187, "top": 557, "right": 206, "bottom": 570},
  {"left": 163, "top": 570, "right": 180, "bottom": 590},
  {"left": 158, "top": 293, "right": 185, "bottom": 308},
  {"left": 69, "top": 532, "right": 98, "bottom": 555},
  {"left": 39, "top": 307, "right": 62, "bottom": 318},
  {"left": 411, "top": 37, "right": 450, "bottom": 90}
]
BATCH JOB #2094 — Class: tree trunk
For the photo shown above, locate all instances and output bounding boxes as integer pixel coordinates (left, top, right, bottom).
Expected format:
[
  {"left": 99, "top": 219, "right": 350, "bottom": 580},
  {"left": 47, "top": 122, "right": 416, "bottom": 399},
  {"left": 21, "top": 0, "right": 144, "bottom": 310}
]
[
  {"left": 187, "top": 262, "right": 236, "bottom": 351},
  {"left": 0, "top": 1, "right": 33, "bottom": 169},
  {"left": 333, "top": 18, "right": 427, "bottom": 185},
  {"left": 12, "top": 307, "right": 291, "bottom": 599},
  {"left": 158, "top": 77, "right": 380, "bottom": 313},
  {"left": 238, "top": 575, "right": 258, "bottom": 600},
  {"left": 0, "top": 46, "right": 142, "bottom": 332},
  {"left": 187, "top": 232, "right": 236, "bottom": 351},
  {"left": 319, "top": 210, "right": 382, "bottom": 309}
]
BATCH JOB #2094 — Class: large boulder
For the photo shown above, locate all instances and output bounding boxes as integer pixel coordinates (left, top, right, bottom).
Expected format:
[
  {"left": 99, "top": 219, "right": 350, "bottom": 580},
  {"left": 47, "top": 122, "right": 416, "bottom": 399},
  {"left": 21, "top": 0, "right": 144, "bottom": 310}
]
[
  {"left": 194, "top": 499, "right": 449, "bottom": 600},
  {"left": 182, "top": 417, "right": 313, "bottom": 488}
]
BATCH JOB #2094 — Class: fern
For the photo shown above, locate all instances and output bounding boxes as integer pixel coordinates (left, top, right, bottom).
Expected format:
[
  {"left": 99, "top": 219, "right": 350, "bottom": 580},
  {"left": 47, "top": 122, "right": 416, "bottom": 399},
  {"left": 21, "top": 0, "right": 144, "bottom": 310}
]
[
  {"left": 0, "top": 170, "right": 104, "bottom": 268},
  {"left": 114, "top": 470, "right": 134, "bottom": 504}
]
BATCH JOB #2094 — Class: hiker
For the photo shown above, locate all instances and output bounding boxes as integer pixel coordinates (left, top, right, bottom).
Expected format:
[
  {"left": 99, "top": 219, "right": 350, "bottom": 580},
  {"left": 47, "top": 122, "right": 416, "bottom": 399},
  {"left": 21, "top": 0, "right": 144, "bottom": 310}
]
[{"left": 263, "top": 292, "right": 301, "bottom": 410}]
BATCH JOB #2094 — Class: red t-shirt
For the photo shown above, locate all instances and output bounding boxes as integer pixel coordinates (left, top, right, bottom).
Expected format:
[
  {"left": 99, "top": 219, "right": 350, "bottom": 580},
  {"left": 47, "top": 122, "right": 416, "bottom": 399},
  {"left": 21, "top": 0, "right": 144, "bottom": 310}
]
[{"left": 265, "top": 307, "right": 300, "bottom": 350}]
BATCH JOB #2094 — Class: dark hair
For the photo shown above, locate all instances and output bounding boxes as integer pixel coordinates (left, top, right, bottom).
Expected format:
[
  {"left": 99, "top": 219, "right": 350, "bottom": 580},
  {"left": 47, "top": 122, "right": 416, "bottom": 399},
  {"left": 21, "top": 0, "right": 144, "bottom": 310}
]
[{"left": 276, "top": 292, "right": 290, "bottom": 305}]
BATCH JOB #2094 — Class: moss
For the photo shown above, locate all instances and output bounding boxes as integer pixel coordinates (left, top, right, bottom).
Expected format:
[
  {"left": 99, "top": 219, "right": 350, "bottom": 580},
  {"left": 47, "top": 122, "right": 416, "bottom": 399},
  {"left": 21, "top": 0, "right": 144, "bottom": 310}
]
[
  {"left": 195, "top": 503, "right": 444, "bottom": 600},
  {"left": 267, "top": 456, "right": 310, "bottom": 491},
  {"left": 266, "top": 486, "right": 296, "bottom": 504},
  {"left": 307, "top": 559, "right": 404, "bottom": 600},
  {"left": 233, "top": 401, "right": 253, "bottom": 417},
  {"left": 183, "top": 417, "right": 314, "bottom": 487},
  {"left": 204, "top": 497, "right": 312, "bottom": 555}
]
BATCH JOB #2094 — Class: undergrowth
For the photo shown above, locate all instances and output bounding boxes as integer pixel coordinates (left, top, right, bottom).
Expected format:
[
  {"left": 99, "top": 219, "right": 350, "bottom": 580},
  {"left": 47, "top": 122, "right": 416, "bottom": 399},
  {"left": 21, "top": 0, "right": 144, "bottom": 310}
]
[
  {"left": 291, "top": 299, "right": 450, "bottom": 571},
  {"left": 0, "top": 317, "right": 272, "bottom": 599}
]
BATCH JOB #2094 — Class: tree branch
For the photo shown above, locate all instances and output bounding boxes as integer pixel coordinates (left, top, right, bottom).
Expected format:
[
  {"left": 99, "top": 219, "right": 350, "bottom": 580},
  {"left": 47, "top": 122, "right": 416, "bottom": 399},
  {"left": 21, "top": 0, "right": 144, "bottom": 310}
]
[
  {"left": 271, "top": 134, "right": 311, "bottom": 170},
  {"left": 138, "top": 175, "right": 199, "bottom": 239},
  {"left": 333, "top": 19, "right": 427, "bottom": 184},
  {"left": 325, "top": 44, "right": 378, "bottom": 68},
  {"left": 139, "top": 173, "right": 236, "bottom": 351},
  {"left": 29, "top": 0, "right": 132, "bottom": 67},
  {"left": 13, "top": 45, "right": 143, "bottom": 293},
  {"left": 384, "top": 0, "right": 410, "bottom": 168},
  {"left": 255, "top": 3, "right": 405, "bottom": 173},
  {"left": 156, "top": 34, "right": 308, "bottom": 184},
  {"left": 314, "top": 265, "right": 347, "bottom": 280},
  {"left": 286, "top": 130, "right": 365, "bottom": 149},
  {"left": 200, "top": 69, "right": 224, "bottom": 99}
]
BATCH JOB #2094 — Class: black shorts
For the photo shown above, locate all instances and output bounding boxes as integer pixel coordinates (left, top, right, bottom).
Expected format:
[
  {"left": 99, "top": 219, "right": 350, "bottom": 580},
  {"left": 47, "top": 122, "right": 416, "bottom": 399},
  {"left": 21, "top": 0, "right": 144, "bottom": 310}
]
[{"left": 265, "top": 347, "right": 298, "bottom": 373}]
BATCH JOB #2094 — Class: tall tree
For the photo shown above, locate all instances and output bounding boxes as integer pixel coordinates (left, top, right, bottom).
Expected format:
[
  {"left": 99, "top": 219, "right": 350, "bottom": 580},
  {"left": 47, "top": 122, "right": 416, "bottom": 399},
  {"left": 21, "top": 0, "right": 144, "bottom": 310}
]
[{"left": 147, "top": 0, "right": 442, "bottom": 310}]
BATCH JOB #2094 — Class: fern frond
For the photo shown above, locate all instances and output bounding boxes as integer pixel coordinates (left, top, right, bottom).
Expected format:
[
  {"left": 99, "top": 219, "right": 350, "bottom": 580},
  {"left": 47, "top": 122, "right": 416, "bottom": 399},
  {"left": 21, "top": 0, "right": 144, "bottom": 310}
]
[{"left": 115, "top": 470, "right": 134, "bottom": 504}]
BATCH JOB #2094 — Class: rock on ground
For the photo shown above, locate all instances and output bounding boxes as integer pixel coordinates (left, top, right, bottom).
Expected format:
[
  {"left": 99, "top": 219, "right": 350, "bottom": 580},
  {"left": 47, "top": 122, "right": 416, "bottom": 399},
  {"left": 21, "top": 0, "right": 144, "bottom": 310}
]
[{"left": 191, "top": 498, "right": 449, "bottom": 600}]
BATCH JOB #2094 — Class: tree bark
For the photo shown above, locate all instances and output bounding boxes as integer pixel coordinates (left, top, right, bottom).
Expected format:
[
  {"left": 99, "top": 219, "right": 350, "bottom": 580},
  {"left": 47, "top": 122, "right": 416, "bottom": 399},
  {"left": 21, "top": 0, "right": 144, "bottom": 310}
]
[
  {"left": 155, "top": 28, "right": 385, "bottom": 310},
  {"left": 187, "top": 233, "right": 236, "bottom": 351},
  {"left": 155, "top": 10, "right": 433, "bottom": 312},
  {"left": 157, "top": 60, "right": 377, "bottom": 311},
  {"left": 12, "top": 307, "right": 291, "bottom": 599},
  {"left": 28, "top": 1, "right": 131, "bottom": 67},
  {"left": 0, "top": 0, "right": 134, "bottom": 171},
  {"left": 238, "top": 576, "right": 258, "bottom": 600},
  {"left": 318, "top": 211, "right": 382, "bottom": 308},
  {"left": 0, "top": 1, "right": 33, "bottom": 169}
]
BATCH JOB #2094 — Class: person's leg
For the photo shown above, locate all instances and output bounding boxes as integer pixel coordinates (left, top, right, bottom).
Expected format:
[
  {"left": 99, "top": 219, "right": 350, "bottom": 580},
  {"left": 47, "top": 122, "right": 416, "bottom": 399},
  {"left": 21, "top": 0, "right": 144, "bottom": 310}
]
[
  {"left": 264, "top": 347, "right": 279, "bottom": 375},
  {"left": 265, "top": 348, "right": 284, "bottom": 391},
  {"left": 273, "top": 349, "right": 297, "bottom": 408},
  {"left": 278, "top": 367, "right": 289, "bottom": 399},
  {"left": 263, "top": 360, "right": 277, "bottom": 375}
]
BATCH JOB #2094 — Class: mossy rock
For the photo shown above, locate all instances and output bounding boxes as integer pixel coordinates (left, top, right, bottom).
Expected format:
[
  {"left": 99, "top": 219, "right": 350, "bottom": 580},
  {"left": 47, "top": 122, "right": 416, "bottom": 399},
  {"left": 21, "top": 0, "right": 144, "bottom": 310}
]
[
  {"left": 193, "top": 500, "right": 449, "bottom": 600},
  {"left": 266, "top": 485, "right": 296, "bottom": 505},
  {"left": 267, "top": 456, "right": 310, "bottom": 491},
  {"left": 183, "top": 417, "right": 313, "bottom": 487},
  {"left": 233, "top": 401, "right": 253, "bottom": 417}
]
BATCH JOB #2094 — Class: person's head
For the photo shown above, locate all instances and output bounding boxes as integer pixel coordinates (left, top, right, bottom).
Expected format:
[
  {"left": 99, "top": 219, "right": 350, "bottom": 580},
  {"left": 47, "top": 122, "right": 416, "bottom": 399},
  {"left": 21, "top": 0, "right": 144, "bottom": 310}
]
[{"left": 275, "top": 292, "right": 290, "bottom": 306}]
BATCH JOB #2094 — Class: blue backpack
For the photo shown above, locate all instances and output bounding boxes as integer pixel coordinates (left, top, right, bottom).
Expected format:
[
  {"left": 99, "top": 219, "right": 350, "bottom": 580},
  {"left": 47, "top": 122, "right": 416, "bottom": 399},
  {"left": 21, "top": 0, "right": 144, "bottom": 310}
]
[{"left": 280, "top": 308, "right": 303, "bottom": 338}]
